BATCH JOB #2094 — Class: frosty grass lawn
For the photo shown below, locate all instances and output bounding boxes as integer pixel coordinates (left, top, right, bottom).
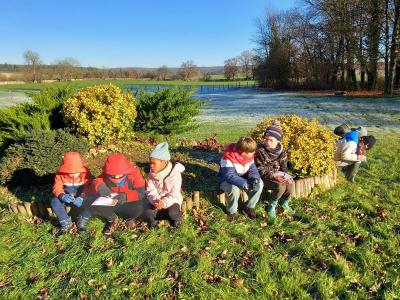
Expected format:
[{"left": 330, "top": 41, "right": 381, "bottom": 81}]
[{"left": 0, "top": 87, "right": 399, "bottom": 299}]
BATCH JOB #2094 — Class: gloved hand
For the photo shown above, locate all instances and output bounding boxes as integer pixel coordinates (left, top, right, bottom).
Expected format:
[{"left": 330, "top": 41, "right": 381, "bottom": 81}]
[
  {"left": 248, "top": 178, "right": 261, "bottom": 192},
  {"left": 73, "top": 197, "right": 84, "bottom": 207},
  {"left": 112, "top": 193, "right": 127, "bottom": 205},
  {"left": 60, "top": 193, "right": 74, "bottom": 204}
]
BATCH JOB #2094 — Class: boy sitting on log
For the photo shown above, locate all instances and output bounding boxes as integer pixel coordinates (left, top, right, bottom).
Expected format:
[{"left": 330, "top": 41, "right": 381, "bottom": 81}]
[
  {"left": 145, "top": 142, "right": 185, "bottom": 228},
  {"left": 218, "top": 136, "right": 263, "bottom": 221},
  {"left": 255, "top": 121, "right": 295, "bottom": 220}
]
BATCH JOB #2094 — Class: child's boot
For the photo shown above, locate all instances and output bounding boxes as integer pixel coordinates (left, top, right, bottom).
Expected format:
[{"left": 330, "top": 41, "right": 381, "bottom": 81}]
[
  {"left": 77, "top": 215, "right": 90, "bottom": 232},
  {"left": 280, "top": 198, "right": 295, "bottom": 215},
  {"left": 57, "top": 217, "right": 72, "bottom": 236},
  {"left": 103, "top": 217, "right": 118, "bottom": 236},
  {"left": 267, "top": 200, "right": 278, "bottom": 219}
]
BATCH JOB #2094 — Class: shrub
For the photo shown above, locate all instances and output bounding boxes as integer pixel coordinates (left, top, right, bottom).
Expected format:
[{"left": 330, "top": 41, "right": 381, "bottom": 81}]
[
  {"left": 0, "top": 129, "right": 88, "bottom": 185},
  {"left": 62, "top": 84, "right": 137, "bottom": 145},
  {"left": 0, "top": 86, "right": 75, "bottom": 155},
  {"left": 250, "top": 114, "right": 337, "bottom": 177},
  {"left": 134, "top": 87, "right": 203, "bottom": 134}
]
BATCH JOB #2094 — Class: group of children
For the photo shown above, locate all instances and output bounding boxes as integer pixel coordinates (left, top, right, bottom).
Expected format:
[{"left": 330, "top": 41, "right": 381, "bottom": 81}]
[
  {"left": 218, "top": 122, "right": 294, "bottom": 221},
  {"left": 51, "top": 122, "right": 376, "bottom": 235},
  {"left": 52, "top": 142, "right": 184, "bottom": 235}
]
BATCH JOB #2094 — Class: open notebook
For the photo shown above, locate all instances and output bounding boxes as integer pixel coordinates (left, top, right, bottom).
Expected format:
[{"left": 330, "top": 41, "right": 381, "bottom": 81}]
[{"left": 91, "top": 194, "right": 119, "bottom": 206}]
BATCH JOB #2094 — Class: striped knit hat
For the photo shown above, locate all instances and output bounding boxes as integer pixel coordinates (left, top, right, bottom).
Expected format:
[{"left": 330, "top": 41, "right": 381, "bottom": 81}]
[{"left": 264, "top": 120, "right": 283, "bottom": 141}]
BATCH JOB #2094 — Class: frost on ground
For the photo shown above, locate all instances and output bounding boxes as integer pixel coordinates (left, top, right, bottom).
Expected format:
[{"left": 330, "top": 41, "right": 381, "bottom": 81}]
[
  {"left": 0, "top": 91, "right": 31, "bottom": 107},
  {"left": 194, "top": 89, "right": 400, "bottom": 133}
]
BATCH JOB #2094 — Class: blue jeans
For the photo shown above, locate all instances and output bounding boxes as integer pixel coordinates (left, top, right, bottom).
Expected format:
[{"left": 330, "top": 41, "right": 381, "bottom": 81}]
[
  {"left": 220, "top": 180, "right": 264, "bottom": 214},
  {"left": 51, "top": 197, "right": 72, "bottom": 222}
]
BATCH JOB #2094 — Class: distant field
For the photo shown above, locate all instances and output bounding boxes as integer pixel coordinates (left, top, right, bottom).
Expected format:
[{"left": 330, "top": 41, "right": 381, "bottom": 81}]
[{"left": 0, "top": 79, "right": 257, "bottom": 92}]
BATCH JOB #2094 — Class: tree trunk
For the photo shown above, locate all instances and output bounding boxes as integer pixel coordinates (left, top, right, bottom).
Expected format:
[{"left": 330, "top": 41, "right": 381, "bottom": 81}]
[
  {"left": 384, "top": 0, "right": 390, "bottom": 92},
  {"left": 395, "top": 60, "right": 400, "bottom": 86},
  {"left": 385, "top": 0, "right": 400, "bottom": 94},
  {"left": 367, "top": 0, "right": 382, "bottom": 90}
]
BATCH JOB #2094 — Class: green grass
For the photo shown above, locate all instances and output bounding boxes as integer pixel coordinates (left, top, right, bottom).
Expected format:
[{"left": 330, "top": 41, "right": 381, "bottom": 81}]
[
  {"left": 169, "top": 121, "right": 252, "bottom": 145},
  {"left": 0, "top": 130, "right": 399, "bottom": 298},
  {"left": 0, "top": 79, "right": 257, "bottom": 92}
]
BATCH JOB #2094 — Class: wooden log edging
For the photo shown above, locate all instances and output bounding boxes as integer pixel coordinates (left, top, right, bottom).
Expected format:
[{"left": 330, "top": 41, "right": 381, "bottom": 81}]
[{"left": 7, "top": 170, "right": 337, "bottom": 217}]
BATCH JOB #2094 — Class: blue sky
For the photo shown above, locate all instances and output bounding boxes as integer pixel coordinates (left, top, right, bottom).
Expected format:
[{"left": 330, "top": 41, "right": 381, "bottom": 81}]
[{"left": 1, "top": 0, "right": 297, "bottom": 68}]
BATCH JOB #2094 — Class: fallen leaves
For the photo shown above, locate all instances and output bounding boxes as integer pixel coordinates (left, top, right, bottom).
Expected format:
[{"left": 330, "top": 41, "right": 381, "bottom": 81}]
[
  {"left": 69, "top": 277, "right": 78, "bottom": 285},
  {"left": 206, "top": 273, "right": 222, "bottom": 284},
  {"left": 375, "top": 206, "right": 387, "bottom": 220},
  {"left": 272, "top": 231, "right": 294, "bottom": 243},
  {"left": 103, "top": 257, "right": 113, "bottom": 269},
  {"left": 192, "top": 210, "right": 209, "bottom": 234},
  {"left": 213, "top": 249, "right": 228, "bottom": 265},
  {"left": 0, "top": 279, "right": 11, "bottom": 288},
  {"left": 87, "top": 279, "right": 96, "bottom": 286},
  {"left": 347, "top": 233, "right": 363, "bottom": 246},
  {"left": 37, "top": 287, "right": 50, "bottom": 300},
  {"left": 240, "top": 250, "right": 254, "bottom": 269}
]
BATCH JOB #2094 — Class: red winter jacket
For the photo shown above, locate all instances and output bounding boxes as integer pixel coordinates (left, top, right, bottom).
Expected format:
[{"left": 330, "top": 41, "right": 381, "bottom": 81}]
[
  {"left": 91, "top": 154, "right": 146, "bottom": 202},
  {"left": 52, "top": 152, "right": 91, "bottom": 198}
]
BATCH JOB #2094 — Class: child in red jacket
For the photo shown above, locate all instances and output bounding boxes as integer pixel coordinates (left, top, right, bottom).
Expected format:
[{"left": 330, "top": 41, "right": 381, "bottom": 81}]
[
  {"left": 78, "top": 153, "right": 146, "bottom": 235},
  {"left": 51, "top": 152, "right": 91, "bottom": 234}
]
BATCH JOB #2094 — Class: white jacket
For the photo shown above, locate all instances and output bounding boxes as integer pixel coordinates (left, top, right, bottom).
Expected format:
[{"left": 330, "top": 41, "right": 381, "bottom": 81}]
[{"left": 334, "top": 139, "right": 359, "bottom": 166}]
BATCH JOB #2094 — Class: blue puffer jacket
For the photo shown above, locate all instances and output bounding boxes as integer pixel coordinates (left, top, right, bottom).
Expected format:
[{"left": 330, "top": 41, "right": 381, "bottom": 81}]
[{"left": 218, "top": 143, "right": 260, "bottom": 188}]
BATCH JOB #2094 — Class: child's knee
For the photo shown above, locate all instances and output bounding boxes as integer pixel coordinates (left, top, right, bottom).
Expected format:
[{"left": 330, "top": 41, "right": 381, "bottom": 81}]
[
  {"left": 168, "top": 204, "right": 181, "bottom": 220},
  {"left": 231, "top": 185, "right": 242, "bottom": 198},
  {"left": 257, "top": 179, "right": 264, "bottom": 190},
  {"left": 50, "top": 197, "right": 63, "bottom": 208}
]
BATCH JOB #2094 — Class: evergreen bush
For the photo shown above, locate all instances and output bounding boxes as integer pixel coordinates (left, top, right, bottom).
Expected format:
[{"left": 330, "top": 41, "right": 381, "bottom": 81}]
[{"left": 134, "top": 87, "right": 202, "bottom": 134}]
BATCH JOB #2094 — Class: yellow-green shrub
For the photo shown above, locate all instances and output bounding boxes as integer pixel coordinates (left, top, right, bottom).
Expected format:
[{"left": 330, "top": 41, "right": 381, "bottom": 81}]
[
  {"left": 250, "top": 114, "right": 337, "bottom": 177},
  {"left": 62, "top": 84, "right": 137, "bottom": 145}
]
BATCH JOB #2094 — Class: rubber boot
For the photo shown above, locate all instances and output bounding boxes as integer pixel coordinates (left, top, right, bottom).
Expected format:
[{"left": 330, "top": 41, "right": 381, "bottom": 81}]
[
  {"left": 267, "top": 200, "right": 278, "bottom": 219},
  {"left": 346, "top": 162, "right": 361, "bottom": 183},
  {"left": 280, "top": 198, "right": 295, "bottom": 215}
]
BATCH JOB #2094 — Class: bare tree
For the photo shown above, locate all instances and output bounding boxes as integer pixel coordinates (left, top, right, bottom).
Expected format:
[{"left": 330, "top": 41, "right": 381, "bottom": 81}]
[
  {"left": 53, "top": 57, "right": 81, "bottom": 81},
  {"left": 157, "top": 65, "right": 169, "bottom": 80},
  {"left": 23, "top": 50, "right": 42, "bottom": 83},
  {"left": 238, "top": 50, "right": 255, "bottom": 79},
  {"left": 224, "top": 57, "right": 240, "bottom": 80},
  {"left": 178, "top": 61, "right": 199, "bottom": 81}
]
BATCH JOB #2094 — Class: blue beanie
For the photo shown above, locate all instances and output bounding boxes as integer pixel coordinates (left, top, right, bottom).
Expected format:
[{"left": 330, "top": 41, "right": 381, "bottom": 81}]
[{"left": 149, "top": 142, "right": 171, "bottom": 161}]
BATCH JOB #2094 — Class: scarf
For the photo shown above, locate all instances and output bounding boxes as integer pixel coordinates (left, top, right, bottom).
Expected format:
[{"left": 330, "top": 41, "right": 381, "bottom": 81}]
[
  {"left": 151, "top": 162, "right": 173, "bottom": 181},
  {"left": 264, "top": 142, "right": 283, "bottom": 160},
  {"left": 222, "top": 143, "right": 254, "bottom": 165}
]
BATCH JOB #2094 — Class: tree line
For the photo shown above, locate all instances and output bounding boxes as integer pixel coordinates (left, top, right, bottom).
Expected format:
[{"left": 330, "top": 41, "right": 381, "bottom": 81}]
[
  {"left": 253, "top": 0, "right": 400, "bottom": 93},
  {"left": 0, "top": 52, "right": 215, "bottom": 83}
]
